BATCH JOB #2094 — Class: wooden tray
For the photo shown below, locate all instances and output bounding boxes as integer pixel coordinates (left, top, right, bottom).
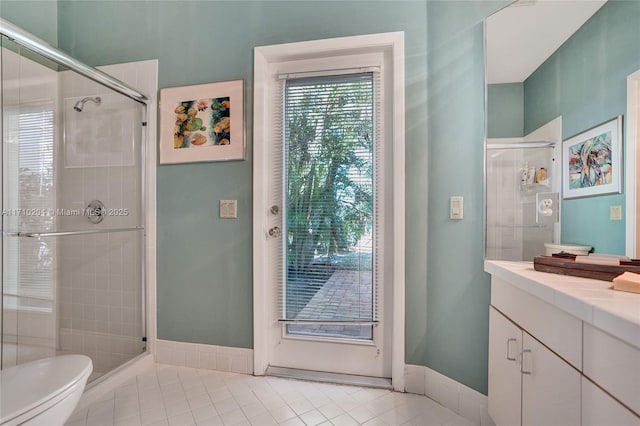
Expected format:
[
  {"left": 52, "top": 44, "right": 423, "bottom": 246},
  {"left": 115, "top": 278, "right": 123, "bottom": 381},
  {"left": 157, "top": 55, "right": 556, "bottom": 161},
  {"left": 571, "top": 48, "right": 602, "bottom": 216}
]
[{"left": 533, "top": 254, "right": 640, "bottom": 282}]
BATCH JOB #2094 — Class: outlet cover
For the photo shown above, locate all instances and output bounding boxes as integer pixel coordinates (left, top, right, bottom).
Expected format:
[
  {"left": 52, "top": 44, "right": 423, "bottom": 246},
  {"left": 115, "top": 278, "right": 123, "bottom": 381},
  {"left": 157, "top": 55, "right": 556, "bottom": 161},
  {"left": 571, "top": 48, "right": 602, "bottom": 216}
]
[{"left": 220, "top": 200, "right": 237, "bottom": 219}]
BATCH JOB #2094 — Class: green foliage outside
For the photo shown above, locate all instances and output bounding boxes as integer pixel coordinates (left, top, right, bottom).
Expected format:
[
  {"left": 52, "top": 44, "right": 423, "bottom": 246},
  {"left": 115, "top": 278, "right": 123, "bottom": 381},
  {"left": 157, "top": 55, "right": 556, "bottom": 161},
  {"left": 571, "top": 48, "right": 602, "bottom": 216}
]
[{"left": 286, "top": 77, "right": 374, "bottom": 277}]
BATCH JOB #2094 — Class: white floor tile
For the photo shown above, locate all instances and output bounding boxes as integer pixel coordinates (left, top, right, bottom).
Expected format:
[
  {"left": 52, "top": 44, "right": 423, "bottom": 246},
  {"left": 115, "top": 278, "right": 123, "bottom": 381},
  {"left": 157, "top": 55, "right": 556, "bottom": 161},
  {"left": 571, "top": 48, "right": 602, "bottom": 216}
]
[
  {"left": 279, "top": 417, "right": 305, "bottom": 426},
  {"left": 115, "top": 415, "right": 142, "bottom": 426},
  {"left": 248, "top": 412, "right": 277, "bottom": 426},
  {"left": 289, "top": 398, "right": 315, "bottom": 416},
  {"left": 141, "top": 408, "right": 167, "bottom": 426},
  {"left": 187, "top": 393, "right": 213, "bottom": 410},
  {"left": 72, "top": 364, "right": 474, "bottom": 426},
  {"left": 240, "top": 401, "right": 267, "bottom": 419},
  {"left": 195, "top": 415, "right": 224, "bottom": 426},
  {"left": 316, "top": 402, "right": 345, "bottom": 420},
  {"left": 299, "top": 409, "right": 328, "bottom": 426},
  {"left": 165, "top": 399, "right": 191, "bottom": 418},
  {"left": 219, "top": 408, "right": 248, "bottom": 425},
  {"left": 191, "top": 404, "right": 218, "bottom": 423},
  {"left": 167, "top": 411, "right": 195, "bottom": 426},
  {"left": 329, "top": 413, "right": 358, "bottom": 426},
  {"left": 347, "top": 405, "right": 376, "bottom": 424},
  {"left": 146, "top": 420, "right": 169, "bottom": 426},
  {"left": 269, "top": 405, "right": 297, "bottom": 423},
  {"left": 213, "top": 397, "right": 240, "bottom": 414}
]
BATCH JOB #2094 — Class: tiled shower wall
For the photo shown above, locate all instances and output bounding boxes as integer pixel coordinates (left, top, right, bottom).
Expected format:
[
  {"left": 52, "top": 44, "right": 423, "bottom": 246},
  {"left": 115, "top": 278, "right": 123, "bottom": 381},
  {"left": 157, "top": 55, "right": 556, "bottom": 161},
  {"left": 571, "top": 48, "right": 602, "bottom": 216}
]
[
  {"left": 56, "top": 67, "right": 145, "bottom": 377},
  {"left": 58, "top": 232, "right": 144, "bottom": 375}
]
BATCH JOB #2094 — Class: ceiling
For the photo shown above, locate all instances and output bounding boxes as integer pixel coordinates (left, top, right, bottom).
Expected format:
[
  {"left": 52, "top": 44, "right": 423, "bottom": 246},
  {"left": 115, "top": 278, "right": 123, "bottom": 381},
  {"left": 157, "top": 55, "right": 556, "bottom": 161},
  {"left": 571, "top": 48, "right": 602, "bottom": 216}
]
[{"left": 486, "top": 0, "right": 607, "bottom": 84}]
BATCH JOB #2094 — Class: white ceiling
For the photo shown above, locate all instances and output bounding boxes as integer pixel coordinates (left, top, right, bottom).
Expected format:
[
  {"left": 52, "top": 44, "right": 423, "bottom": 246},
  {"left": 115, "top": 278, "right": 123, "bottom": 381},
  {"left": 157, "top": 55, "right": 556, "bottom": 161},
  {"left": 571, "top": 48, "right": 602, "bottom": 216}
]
[{"left": 486, "top": 0, "right": 607, "bottom": 84}]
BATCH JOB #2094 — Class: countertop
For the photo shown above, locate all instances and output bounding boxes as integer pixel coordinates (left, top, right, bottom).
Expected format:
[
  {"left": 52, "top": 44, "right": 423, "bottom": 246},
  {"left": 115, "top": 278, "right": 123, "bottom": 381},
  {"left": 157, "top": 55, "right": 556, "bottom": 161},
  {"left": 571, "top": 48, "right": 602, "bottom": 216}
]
[{"left": 485, "top": 260, "right": 640, "bottom": 349}]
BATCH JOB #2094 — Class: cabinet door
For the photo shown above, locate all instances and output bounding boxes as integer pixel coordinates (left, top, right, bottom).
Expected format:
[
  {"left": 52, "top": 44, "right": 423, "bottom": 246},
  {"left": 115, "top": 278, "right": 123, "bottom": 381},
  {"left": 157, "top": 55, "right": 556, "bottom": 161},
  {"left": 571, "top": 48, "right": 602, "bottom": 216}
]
[
  {"left": 521, "top": 332, "right": 580, "bottom": 426},
  {"left": 582, "top": 377, "right": 640, "bottom": 426},
  {"left": 488, "top": 307, "right": 522, "bottom": 426}
]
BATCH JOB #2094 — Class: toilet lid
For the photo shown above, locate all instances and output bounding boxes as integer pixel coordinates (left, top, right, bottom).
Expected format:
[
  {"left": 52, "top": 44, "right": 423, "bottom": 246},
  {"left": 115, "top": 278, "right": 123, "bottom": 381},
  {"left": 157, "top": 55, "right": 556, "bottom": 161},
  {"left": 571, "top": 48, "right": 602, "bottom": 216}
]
[{"left": 0, "top": 355, "right": 92, "bottom": 425}]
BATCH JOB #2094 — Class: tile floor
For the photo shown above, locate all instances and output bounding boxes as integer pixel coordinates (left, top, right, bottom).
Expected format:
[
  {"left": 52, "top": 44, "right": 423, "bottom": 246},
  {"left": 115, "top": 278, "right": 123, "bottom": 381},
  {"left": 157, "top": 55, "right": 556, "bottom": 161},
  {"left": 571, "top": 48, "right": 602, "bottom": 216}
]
[{"left": 65, "top": 364, "right": 474, "bottom": 426}]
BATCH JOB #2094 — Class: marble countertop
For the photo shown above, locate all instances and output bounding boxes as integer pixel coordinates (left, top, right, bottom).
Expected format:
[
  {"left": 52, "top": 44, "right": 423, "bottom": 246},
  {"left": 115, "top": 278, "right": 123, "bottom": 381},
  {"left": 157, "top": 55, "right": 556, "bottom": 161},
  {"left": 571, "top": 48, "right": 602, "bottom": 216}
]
[{"left": 485, "top": 260, "right": 640, "bottom": 349}]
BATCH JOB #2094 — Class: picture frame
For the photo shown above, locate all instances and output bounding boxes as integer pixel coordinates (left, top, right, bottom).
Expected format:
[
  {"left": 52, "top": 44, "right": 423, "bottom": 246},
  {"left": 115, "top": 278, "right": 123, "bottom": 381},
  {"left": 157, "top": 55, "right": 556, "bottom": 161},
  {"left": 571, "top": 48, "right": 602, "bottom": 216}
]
[
  {"left": 159, "top": 80, "right": 244, "bottom": 164},
  {"left": 562, "top": 115, "right": 622, "bottom": 199}
]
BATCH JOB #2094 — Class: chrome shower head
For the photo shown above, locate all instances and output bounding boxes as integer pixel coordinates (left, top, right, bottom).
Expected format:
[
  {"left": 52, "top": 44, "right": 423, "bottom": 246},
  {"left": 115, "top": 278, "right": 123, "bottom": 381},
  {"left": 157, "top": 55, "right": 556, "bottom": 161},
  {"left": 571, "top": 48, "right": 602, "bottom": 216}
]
[{"left": 73, "top": 96, "right": 101, "bottom": 112}]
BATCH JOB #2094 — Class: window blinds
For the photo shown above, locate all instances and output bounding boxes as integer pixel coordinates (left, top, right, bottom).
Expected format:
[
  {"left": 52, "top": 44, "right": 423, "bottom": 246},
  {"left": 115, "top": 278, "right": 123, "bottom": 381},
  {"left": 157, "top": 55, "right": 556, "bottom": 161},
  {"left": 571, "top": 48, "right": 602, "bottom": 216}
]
[
  {"left": 274, "top": 71, "right": 381, "bottom": 325},
  {"left": 3, "top": 105, "right": 56, "bottom": 305}
]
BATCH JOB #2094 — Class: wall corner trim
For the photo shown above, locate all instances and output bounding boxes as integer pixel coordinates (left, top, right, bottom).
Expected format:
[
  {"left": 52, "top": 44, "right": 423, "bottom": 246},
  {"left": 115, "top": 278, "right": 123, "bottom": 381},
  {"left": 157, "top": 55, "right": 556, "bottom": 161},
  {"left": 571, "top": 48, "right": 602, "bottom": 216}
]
[{"left": 405, "top": 364, "right": 494, "bottom": 426}]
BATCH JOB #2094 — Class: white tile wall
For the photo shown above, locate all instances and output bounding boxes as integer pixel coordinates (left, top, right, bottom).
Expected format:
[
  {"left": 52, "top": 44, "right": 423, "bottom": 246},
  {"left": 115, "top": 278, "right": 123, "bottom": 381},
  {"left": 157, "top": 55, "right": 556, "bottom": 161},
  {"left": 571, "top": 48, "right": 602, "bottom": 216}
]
[
  {"left": 155, "top": 340, "right": 254, "bottom": 376},
  {"left": 58, "top": 232, "right": 144, "bottom": 376},
  {"left": 404, "top": 364, "right": 494, "bottom": 426}
]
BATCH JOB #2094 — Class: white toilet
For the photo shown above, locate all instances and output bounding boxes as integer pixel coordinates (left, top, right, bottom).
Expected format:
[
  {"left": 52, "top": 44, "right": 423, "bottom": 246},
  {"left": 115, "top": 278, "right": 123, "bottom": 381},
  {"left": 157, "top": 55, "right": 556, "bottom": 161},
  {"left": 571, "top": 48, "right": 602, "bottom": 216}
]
[{"left": 0, "top": 355, "right": 92, "bottom": 426}]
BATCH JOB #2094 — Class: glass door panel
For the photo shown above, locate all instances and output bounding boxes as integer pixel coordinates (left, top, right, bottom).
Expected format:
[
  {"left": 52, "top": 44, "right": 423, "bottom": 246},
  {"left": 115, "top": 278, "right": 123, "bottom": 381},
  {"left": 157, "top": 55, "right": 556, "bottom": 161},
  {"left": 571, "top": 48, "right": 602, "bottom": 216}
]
[{"left": 284, "top": 74, "right": 375, "bottom": 340}]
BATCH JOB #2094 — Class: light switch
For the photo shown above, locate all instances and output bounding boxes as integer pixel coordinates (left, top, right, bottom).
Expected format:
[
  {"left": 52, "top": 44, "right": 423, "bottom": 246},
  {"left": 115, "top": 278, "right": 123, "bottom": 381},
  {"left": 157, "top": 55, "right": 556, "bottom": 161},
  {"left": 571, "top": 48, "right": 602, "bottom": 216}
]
[
  {"left": 450, "top": 196, "right": 463, "bottom": 220},
  {"left": 610, "top": 205, "right": 622, "bottom": 221},
  {"left": 220, "top": 200, "right": 237, "bottom": 219}
]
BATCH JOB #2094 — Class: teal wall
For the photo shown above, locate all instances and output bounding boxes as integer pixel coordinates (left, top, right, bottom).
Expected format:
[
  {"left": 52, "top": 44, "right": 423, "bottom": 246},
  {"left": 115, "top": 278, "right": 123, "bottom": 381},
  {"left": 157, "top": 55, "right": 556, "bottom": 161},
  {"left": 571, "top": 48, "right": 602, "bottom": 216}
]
[
  {"left": 58, "top": 0, "right": 429, "bottom": 352},
  {"left": 0, "top": 0, "right": 58, "bottom": 46},
  {"left": 53, "top": 0, "right": 514, "bottom": 395},
  {"left": 487, "top": 83, "right": 524, "bottom": 138},
  {"left": 524, "top": 1, "right": 640, "bottom": 254},
  {"left": 425, "top": 0, "right": 508, "bottom": 394}
]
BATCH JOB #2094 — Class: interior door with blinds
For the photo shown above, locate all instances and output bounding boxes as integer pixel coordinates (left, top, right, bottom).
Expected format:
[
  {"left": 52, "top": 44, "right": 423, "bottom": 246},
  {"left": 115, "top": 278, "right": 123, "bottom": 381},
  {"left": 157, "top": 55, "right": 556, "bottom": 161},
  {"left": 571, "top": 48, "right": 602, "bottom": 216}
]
[{"left": 265, "top": 64, "right": 391, "bottom": 379}]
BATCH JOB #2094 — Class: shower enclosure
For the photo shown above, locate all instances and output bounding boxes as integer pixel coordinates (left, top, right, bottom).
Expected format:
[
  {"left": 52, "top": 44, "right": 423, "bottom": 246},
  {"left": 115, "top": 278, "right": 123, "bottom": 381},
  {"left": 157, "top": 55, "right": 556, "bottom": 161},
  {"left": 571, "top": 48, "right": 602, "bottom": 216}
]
[
  {"left": 485, "top": 141, "right": 559, "bottom": 261},
  {"left": 0, "top": 19, "right": 148, "bottom": 382}
]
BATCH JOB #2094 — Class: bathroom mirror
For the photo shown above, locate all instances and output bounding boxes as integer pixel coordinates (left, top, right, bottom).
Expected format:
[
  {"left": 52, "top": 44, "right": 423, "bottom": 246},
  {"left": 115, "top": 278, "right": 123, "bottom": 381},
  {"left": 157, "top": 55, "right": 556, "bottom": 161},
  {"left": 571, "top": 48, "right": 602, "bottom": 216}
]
[{"left": 484, "top": 0, "right": 638, "bottom": 260}]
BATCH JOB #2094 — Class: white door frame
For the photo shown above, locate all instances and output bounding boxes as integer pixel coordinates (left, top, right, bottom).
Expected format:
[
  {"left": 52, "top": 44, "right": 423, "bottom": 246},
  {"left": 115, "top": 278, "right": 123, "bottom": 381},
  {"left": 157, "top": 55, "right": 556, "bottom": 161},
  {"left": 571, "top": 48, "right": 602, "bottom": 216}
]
[
  {"left": 252, "top": 32, "right": 405, "bottom": 391},
  {"left": 626, "top": 69, "right": 639, "bottom": 258}
]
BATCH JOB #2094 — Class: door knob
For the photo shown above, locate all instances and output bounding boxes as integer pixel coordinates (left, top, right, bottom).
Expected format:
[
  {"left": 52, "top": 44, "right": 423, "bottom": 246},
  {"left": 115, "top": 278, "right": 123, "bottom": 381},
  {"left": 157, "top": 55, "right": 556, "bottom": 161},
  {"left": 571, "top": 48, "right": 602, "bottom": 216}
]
[{"left": 268, "top": 226, "right": 281, "bottom": 238}]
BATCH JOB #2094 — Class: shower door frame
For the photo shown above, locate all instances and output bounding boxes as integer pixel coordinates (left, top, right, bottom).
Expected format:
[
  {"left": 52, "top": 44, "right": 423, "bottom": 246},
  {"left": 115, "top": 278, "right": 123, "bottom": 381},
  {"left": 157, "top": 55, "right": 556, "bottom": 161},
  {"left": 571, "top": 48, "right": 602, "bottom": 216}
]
[{"left": 0, "top": 18, "right": 152, "bottom": 371}]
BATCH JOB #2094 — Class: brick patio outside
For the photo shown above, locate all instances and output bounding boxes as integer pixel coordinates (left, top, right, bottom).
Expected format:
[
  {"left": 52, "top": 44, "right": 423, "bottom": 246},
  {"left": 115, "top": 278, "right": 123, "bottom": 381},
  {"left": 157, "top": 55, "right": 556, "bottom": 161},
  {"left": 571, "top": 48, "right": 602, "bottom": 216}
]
[{"left": 287, "top": 269, "right": 374, "bottom": 339}]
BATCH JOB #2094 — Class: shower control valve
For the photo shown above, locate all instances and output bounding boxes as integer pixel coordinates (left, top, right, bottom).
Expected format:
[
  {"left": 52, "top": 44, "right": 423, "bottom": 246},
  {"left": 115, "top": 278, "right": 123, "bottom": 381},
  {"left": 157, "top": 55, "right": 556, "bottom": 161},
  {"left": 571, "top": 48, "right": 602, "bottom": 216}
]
[{"left": 86, "top": 200, "right": 106, "bottom": 224}]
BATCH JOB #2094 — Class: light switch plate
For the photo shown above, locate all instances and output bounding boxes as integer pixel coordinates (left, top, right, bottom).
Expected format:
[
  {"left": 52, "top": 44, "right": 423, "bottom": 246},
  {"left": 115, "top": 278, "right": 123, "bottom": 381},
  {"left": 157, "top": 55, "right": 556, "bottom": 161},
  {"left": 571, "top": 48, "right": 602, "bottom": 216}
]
[
  {"left": 610, "top": 205, "right": 622, "bottom": 221},
  {"left": 220, "top": 200, "right": 237, "bottom": 219},
  {"left": 450, "top": 196, "right": 463, "bottom": 220}
]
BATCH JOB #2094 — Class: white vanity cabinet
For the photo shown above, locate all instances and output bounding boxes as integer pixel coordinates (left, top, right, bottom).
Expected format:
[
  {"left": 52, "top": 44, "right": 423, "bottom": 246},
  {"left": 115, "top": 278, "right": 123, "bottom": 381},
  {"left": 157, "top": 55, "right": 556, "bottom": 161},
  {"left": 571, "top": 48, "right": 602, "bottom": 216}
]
[
  {"left": 488, "top": 307, "right": 580, "bottom": 426},
  {"left": 488, "top": 308, "right": 522, "bottom": 426},
  {"left": 486, "top": 261, "right": 640, "bottom": 426}
]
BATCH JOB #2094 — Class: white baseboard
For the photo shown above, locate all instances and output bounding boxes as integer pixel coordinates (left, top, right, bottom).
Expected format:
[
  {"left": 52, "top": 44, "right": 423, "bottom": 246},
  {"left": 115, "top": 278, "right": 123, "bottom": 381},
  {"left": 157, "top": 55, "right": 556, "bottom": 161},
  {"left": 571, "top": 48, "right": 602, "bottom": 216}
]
[
  {"left": 155, "top": 339, "right": 254, "bottom": 375},
  {"left": 405, "top": 364, "right": 495, "bottom": 426}
]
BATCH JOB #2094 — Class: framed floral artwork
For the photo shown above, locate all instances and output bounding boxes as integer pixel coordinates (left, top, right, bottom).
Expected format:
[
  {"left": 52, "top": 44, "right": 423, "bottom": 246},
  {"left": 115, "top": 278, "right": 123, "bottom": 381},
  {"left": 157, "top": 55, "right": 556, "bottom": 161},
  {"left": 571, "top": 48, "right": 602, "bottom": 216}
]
[
  {"left": 160, "top": 80, "right": 244, "bottom": 164},
  {"left": 562, "top": 115, "right": 622, "bottom": 199}
]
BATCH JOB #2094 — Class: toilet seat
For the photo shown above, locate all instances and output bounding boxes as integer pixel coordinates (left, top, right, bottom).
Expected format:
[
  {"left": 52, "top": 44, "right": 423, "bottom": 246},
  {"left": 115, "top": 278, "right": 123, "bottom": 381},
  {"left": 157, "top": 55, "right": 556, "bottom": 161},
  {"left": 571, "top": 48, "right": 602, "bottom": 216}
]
[{"left": 0, "top": 355, "right": 92, "bottom": 426}]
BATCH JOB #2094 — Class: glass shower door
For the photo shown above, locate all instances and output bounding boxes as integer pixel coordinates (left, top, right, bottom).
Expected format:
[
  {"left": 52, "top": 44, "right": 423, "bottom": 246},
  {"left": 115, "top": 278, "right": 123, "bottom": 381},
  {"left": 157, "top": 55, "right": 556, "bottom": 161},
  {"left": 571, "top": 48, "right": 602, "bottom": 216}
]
[
  {"left": 1, "top": 36, "right": 59, "bottom": 368},
  {"left": 1, "top": 35, "right": 147, "bottom": 380}
]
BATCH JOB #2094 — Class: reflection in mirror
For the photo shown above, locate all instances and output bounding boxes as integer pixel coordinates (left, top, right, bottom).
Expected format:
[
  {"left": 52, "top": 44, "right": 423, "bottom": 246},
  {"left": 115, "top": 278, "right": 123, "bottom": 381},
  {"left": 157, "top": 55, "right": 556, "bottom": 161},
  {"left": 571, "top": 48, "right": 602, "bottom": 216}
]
[{"left": 483, "top": 0, "right": 635, "bottom": 261}]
